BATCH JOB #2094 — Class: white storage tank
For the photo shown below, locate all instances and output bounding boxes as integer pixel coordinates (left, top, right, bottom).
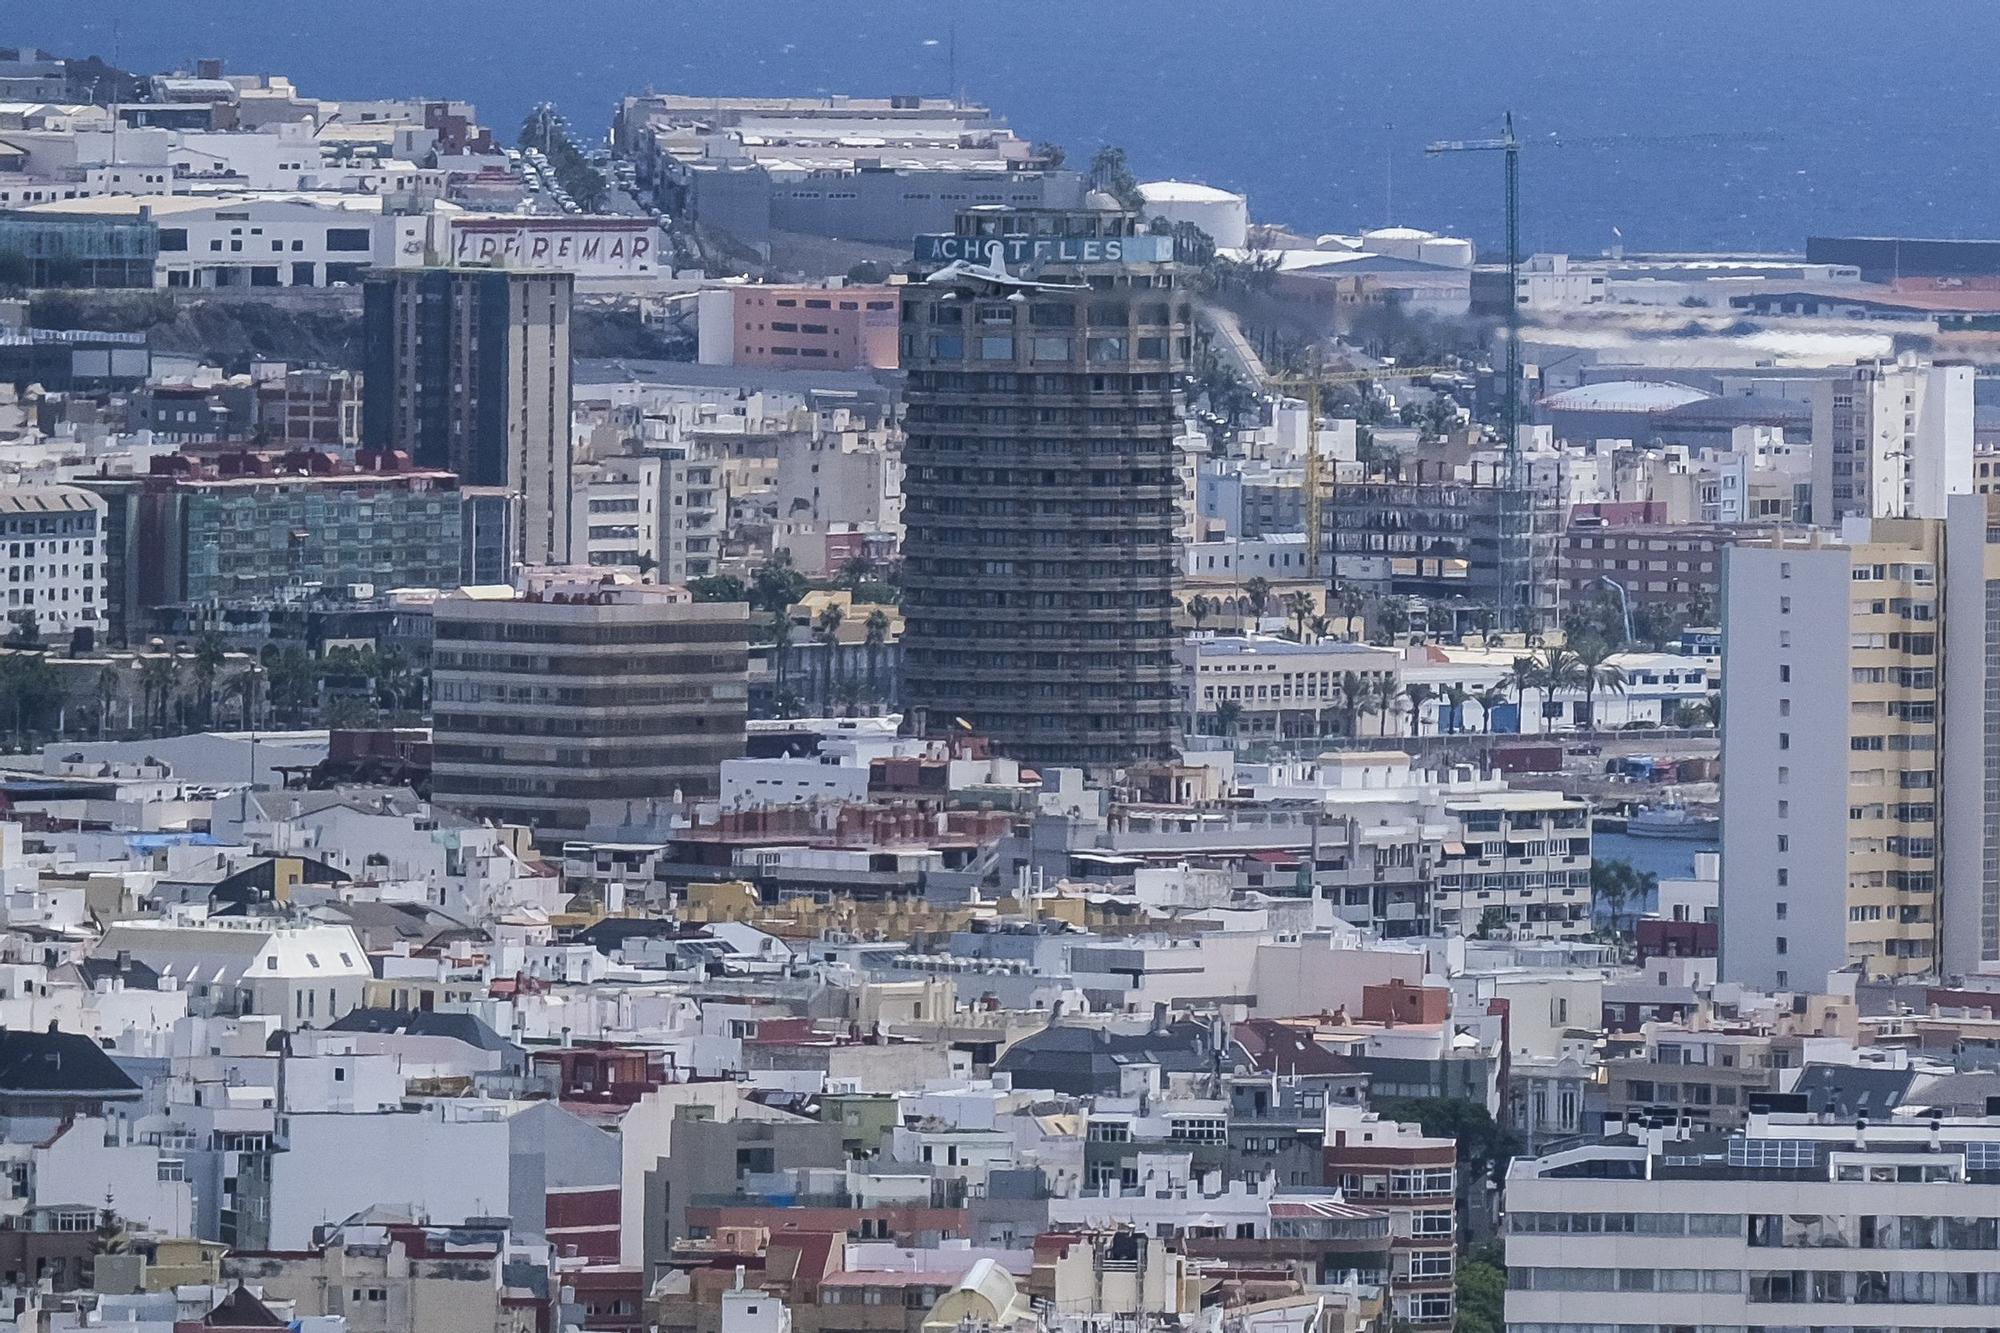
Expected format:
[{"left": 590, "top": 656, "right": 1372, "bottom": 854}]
[
  {"left": 1359, "top": 226, "right": 1476, "bottom": 269},
  {"left": 1138, "top": 180, "right": 1250, "bottom": 250}
]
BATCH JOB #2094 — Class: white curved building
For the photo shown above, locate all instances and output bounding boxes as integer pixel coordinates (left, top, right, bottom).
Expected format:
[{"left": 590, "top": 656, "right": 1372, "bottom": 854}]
[{"left": 1138, "top": 179, "right": 1249, "bottom": 249}]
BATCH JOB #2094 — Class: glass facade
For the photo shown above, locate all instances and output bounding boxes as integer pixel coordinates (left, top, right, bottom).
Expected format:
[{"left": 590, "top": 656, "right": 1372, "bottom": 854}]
[
  {"left": 0, "top": 213, "right": 157, "bottom": 287},
  {"left": 180, "top": 478, "right": 462, "bottom": 604}
]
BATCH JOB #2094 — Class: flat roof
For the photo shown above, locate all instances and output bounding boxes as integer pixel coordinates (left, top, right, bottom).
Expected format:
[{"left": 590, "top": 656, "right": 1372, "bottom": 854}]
[{"left": 1195, "top": 637, "right": 1395, "bottom": 660}]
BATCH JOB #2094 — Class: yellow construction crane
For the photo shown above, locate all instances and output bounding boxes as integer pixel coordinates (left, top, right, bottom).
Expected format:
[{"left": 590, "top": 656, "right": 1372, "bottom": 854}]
[{"left": 1263, "top": 365, "right": 1460, "bottom": 582}]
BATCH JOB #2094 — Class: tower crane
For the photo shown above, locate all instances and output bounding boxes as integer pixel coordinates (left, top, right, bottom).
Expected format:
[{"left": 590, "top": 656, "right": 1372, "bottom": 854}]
[
  {"left": 1423, "top": 118, "right": 1769, "bottom": 631},
  {"left": 1426, "top": 114, "right": 1532, "bottom": 632}
]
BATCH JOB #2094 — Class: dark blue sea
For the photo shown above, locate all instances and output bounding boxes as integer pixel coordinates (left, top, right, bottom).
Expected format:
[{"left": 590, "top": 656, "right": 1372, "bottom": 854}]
[{"left": 26, "top": 2, "right": 2000, "bottom": 253}]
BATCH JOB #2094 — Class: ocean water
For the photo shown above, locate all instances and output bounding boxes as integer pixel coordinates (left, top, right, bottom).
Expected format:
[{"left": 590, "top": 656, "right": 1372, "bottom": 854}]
[
  {"left": 28, "top": 1, "right": 2000, "bottom": 254},
  {"left": 1594, "top": 831, "right": 1714, "bottom": 887}
]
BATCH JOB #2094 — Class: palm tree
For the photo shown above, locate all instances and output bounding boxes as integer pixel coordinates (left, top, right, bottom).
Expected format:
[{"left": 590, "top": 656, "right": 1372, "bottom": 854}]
[
  {"left": 1477, "top": 685, "right": 1510, "bottom": 735},
  {"left": 1440, "top": 682, "right": 1471, "bottom": 736},
  {"left": 1536, "top": 645, "right": 1585, "bottom": 732},
  {"left": 138, "top": 656, "right": 177, "bottom": 736},
  {"left": 1403, "top": 683, "right": 1435, "bottom": 737},
  {"left": 223, "top": 667, "right": 261, "bottom": 730},
  {"left": 1374, "top": 598, "right": 1409, "bottom": 645},
  {"left": 1573, "top": 639, "right": 1626, "bottom": 732},
  {"left": 1505, "top": 656, "right": 1542, "bottom": 735},
  {"left": 814, "top": 603, "right": 846, "bottom": 714},
  {"left": 1337, "top": 671, "right": 1369, "bottom": 738},
  {"left": 1213, "top": 698, "right": 1243, "bottom": 738},
  {"left": 94, "top": 665, "right": 119, "bottom": 740},
  {"left": 1187, "top": 594, "right": 1212, "bottom": 632},
  {"left": 1244, "top": 576, "right": 1272, "bottom": 622},
  {"left": 191, "top": 633, "right": 226, "bottom": 728},
  {"left": 1369, "top": 675, "right": 1401, "bottom": 737},
  {"left": 1339, "top": 586, "right": 1367, "bottom": 639},
  {"left": 862, "top": 609, "right": 891, "bottom": 709},
  {"left": 262, "top": 643, "right": 317, "bottom": 728},
  {"left": 1284, "top": 591, "right": 1314, "bottom": 641},
  {"left": 769, "top": 612, "right": 795, "bottom": 703},
  {"left": 1308, "top": 614, "right": 1330, "bottom": 643}
]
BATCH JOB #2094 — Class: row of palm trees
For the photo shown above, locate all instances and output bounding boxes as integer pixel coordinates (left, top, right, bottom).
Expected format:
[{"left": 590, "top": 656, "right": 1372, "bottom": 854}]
[
  {"left": 1202, "top": 642, "right": 1634, "bottom": 742},
  {"left": 766, "top": 604, "right": 896, "bottom": 718},
  {"left": 1186, "top": 581, "right": 1481, "bottom": 649},
  {"left": 81, "top": 636, "right": 429, "bottom": 740},
  {"left": 1205, "top": 671, "right": 1509, "bottom": 740},
  {"left": 1501, "top": 641, "right": 1628, "bottom": 734}
]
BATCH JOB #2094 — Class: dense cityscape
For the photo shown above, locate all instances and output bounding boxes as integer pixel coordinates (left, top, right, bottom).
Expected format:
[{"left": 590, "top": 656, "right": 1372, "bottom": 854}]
[{"left": 0, "top": 35, "right": 1994, "bottom": 1333}]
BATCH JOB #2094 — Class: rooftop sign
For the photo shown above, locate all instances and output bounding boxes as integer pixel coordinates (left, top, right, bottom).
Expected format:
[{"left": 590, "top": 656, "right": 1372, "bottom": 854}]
[{"left": 914, "top": 233, "right": 1176, "bottom": 266}]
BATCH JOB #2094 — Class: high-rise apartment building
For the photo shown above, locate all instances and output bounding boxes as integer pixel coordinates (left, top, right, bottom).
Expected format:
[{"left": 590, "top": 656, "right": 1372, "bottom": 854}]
[
  {"left": 899, "top": 207, "right": 1189, "bottom": 769},
  {"left": 1721, "top": 492, "right": 2000, "bottom": 987},
  {"left": 1810, "top": 354, "right": 1973, "bottom": 523},
  {"left": 429, "top": 571, "right": 749, "bottom": 842},
  {"left": 362, "top": 267, "right": 575, "bottom": 565}
]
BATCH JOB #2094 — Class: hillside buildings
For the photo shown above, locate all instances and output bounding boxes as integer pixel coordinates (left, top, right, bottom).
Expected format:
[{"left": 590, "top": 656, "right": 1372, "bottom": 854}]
[{"left": 614, "top": 94, "right": 1082, "bottom": 252}]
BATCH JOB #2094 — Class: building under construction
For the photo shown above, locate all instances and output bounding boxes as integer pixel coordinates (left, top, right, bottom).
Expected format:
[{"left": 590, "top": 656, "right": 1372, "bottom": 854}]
[{"left": 1322, "top": 459, "right": 1563, "bottom": 625}]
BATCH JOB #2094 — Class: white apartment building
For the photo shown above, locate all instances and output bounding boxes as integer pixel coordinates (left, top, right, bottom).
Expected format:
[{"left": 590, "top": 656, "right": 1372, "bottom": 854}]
[
  {"left": 1720, "top": 495, "right": 2000, "bottom": 988},
  {"left": 1433, "top": 791, "right": 1594, "bottom": 942},
  {"left": 1239, "top": 751, "right": 1594, "bottom": 941},
  {"left": 1505, "top": 1107, "right": 2000, "bottom": 1333},
  {"left": 1181, "top": 534, "right": 1314, "bottom": 581},
  {"left": 1178, "top": 636, "right": 1401, "bottom": 738},
  {"left": 96, "top": 916, "right": 371, "bottom": 1023},
  {"left": 1811, "top": 354, "right": 1974, "bottom": 523},
  {"left": 0, "top": 485, "right": 108, "bottom": 639},
  {"left": 23, "top": 193, "right": 447, "bottom": 289},
  {"left": 573, "top": 453, "right": 670, "bottom": 576}
]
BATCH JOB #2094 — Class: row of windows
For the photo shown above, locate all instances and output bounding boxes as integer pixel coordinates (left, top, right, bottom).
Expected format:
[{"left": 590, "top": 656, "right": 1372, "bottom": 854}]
[
  {"left": 1511, "top": 1267, "right": 1743, "bottom": 1293},
  {"left": 1510, "top": 1211, "right": 1744, "bottom": 1236},
  {"left": 1749, "top": 1214, "right": 2000, "bottom": 1250},
  {"left": 1750, "top": 1269, "right": 2000, "bottom": 1304}
]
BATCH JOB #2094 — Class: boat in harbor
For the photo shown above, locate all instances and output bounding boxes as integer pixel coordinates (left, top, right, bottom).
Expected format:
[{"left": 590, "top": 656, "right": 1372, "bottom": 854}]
[{"left": 1626, "top": 792, "right": 1720, "bottom": 841}]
